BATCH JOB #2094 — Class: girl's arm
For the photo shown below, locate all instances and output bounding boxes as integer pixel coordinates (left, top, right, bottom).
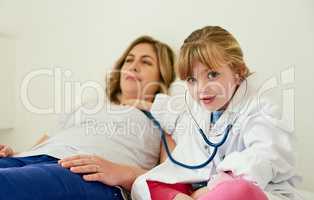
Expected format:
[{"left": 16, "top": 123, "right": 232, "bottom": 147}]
[{"left": 216, "top": 103, "right": 295, "bottom": 189}]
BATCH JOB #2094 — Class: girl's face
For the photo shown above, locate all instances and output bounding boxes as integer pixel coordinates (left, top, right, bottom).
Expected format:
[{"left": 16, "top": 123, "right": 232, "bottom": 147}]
[
  {"left": 120, "top": 43, "right": 161, "bottom": 101},
  {"left": 186, "top": 60, "right": 240, "bottom": 111}
]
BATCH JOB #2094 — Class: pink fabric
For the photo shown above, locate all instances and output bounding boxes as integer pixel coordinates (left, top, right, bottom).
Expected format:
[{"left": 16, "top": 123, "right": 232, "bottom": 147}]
[{"left": 198, "top": 178, "right": 268, "bottom": 200}]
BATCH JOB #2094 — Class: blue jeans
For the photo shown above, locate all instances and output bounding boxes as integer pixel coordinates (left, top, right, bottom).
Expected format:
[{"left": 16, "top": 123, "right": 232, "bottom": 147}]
[{"left": 0, "top": 155, "right": 124, "bottom": 200}]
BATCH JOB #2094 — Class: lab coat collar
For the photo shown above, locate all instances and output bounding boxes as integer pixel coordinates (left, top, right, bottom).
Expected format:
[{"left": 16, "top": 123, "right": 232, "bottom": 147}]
[
  {"left": 186, "top": 74, "right": 259, "bottom": 137},
  {"left": 224, "top": 75, "right": 251, "bottom": 115},
  {"left": 212, "top": 75, "right": 256, "bottom": 134}
]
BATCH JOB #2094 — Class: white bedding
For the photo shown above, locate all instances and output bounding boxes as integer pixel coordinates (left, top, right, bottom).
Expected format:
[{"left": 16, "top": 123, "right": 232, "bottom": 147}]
[{"left": 299, "top": 189, "right": 314, "bottom": 200}]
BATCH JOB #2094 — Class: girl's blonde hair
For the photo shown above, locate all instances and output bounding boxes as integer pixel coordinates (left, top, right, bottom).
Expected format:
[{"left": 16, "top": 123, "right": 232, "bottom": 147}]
[
  {"left": 177, "top": 26, "right": 250, "bottom": 81},
  {"left": 106, "top": 36, "right": 176, "bottom": 104}
]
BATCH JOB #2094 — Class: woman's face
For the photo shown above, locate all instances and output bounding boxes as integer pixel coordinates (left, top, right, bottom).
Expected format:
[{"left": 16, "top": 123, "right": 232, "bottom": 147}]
[
  {"left": 186, "top": 60, "right": 240, "bottom": 111},
  {"left": 120, "top": 43, "right": 161, "bottom": 101}
]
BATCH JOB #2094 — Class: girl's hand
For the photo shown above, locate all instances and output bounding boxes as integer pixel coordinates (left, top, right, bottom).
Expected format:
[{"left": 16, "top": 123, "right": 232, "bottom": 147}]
[
  {"left": 207, "top": 172, "right": 234, "bottom": 190},
  {"left": 58, "top": 155, "right": 144, "bottom": 190},
  {"left": 192, "top": 172, "right": 234, "bottom": 199},
  {"left": 0, "top": 144, "right": 14, "bottom": 157},
  {"left": 191, "top": 186, "right": 210, "bottom": 199}
]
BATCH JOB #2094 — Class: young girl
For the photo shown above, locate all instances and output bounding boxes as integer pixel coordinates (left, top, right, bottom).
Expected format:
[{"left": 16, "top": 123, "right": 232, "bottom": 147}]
[{"left": 131, "top": 26, "right": 300, "bottom": 200}]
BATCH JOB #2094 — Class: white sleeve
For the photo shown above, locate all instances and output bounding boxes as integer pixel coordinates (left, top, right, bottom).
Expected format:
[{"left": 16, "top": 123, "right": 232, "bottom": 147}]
[
  {"left": 217, "top": 101, "right": 296, "bottom": 189},
  {"left": 150, "top": 93, "right": 185, "bottom": 134}
]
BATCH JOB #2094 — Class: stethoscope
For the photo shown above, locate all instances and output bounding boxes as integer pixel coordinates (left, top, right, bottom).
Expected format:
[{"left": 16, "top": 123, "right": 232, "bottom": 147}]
[{"left": 149, "top": 79, "right": 248, "bottom": 170}]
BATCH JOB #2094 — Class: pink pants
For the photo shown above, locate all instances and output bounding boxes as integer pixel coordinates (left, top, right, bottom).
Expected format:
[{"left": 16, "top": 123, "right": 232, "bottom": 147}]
[
  {"left": 198, "top": 178, "right": 268, "bottom": 200},
  {"left": 147, "top": 178, "right": 268, "bottom": 200}
]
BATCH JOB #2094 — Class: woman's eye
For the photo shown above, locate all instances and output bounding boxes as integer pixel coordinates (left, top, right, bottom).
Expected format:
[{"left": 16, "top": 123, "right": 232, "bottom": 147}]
[
  {"left": 186, "top": 77, "right": 196, "bottom": 84},
  {"left": 125, "top": 58, "right": 133, "bottom": 63},
  {"left": 207, "top": 71, "right": 220, "bottom": 80},
  {"left": 143, "top": 60, "right": 152, "bottom": 65}
]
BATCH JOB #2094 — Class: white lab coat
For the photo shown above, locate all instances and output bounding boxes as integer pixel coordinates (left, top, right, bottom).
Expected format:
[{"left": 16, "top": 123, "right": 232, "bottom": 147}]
[{"left": 131, "top": 74, "right": 301, "bottom": 200}]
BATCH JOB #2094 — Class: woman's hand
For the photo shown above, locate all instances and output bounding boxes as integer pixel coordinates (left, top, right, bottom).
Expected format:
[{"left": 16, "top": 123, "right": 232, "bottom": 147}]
[
  {"left": 58, "top": 155, "right": 146, "bottom": 190},
  {"left": 0, "top": 144, "right": 14, "bottom": 157}
]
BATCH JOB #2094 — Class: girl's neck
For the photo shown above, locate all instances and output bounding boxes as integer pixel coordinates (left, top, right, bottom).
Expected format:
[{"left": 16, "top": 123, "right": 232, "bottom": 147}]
[{"left": 217, "top": 84, "right": 240, "bottom": 111}]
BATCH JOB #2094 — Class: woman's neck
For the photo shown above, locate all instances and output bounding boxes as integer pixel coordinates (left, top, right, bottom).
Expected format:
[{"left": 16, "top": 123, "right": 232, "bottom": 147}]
[{"left": 118, "top": 93, "right": 154, "bottom": 105}]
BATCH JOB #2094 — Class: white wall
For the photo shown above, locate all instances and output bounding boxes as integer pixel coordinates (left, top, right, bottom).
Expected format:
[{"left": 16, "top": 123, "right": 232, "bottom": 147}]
[
  {"left": 0, "top": 0, "right": 313, "bottom": 191},
  {"left": 0, "top": 35, "right": 15, "bottom": 129}
]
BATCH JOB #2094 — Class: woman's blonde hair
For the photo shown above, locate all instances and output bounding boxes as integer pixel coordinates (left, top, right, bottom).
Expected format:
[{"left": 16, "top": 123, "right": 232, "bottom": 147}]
[
  {"left": 106, "top": 35, "right": 175, "bottom": 103},
  {"left": 177, "top": 26, "right": 250, "bottom": 81}
]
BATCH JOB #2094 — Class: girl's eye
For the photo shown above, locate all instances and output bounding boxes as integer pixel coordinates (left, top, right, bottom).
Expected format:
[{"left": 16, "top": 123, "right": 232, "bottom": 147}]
[
  {"left": 186, "top": 76, "right": 196, "bottom": 84},
  {"left": 207, "top": 71, "right": 220, "bottom": 80}
]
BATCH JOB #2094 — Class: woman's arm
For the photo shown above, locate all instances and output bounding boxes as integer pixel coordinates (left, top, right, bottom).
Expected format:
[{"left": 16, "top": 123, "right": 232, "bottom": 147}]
[
  {"left": 31, "top": 133, "right": 49, "bottom": 148},
  {"left": 15, "top": 133, "right": 49, "bottom": 155},
  {"left": 118, "top": 164, "right": 147, "bottom": 190},
  {"left": 58, "top": 155, "right": 147, "bottom": 191},
  {"left": 0, "top": 133, "right": 49, "bottom": 157}
]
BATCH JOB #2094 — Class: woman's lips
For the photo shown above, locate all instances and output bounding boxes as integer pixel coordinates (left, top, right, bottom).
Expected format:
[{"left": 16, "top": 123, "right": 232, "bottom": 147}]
[
  {"left": 125, "top": 74, "right": 141, "bottom": 81},
  {"left": 200, "top": 96, "right": 216, "bottom": 105}
]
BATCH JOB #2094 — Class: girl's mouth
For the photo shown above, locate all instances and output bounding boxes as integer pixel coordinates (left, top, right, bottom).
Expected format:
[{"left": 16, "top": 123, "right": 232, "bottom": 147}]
[{"left": 200, "top": 96, "right": 216, "bottom": 105}]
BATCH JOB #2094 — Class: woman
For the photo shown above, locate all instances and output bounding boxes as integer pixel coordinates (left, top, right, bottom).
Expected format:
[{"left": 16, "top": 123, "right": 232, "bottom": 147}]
[{"left": 0, "top": 35, "right": 175, "bottom": 200}]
